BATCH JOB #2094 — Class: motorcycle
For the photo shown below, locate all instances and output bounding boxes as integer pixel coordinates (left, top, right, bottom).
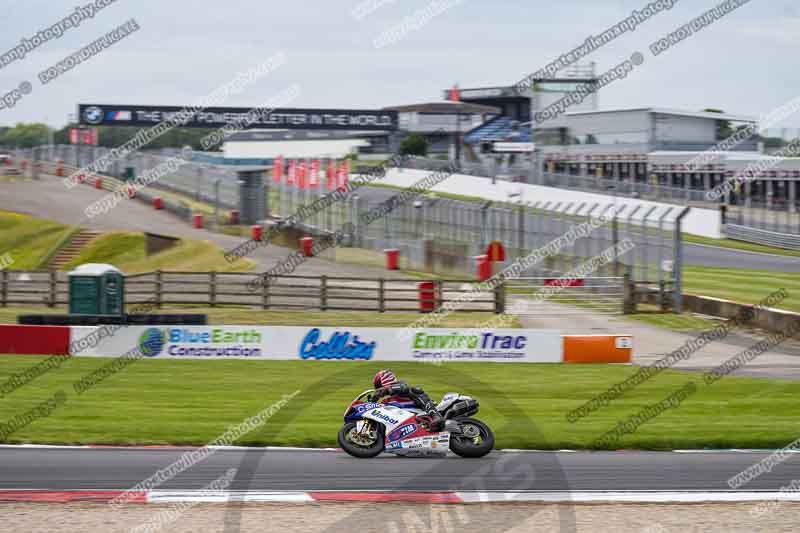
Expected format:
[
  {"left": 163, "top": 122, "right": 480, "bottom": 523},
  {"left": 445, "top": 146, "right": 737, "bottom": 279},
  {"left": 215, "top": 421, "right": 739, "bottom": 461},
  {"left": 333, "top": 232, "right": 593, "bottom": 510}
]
[{"left": 338, "top": 389, "right": 495, "bottom": 458}]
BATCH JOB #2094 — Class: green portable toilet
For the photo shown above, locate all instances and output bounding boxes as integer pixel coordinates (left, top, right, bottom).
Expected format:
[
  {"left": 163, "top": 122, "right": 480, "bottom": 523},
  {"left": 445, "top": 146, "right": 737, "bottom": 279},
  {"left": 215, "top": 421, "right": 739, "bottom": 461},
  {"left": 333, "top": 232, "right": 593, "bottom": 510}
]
[
  {"left": 124, "top": 167, "right": 136, "bottom": 181},
  {"left": 68, "top": 264, "right": 125, "bottom": 315}
]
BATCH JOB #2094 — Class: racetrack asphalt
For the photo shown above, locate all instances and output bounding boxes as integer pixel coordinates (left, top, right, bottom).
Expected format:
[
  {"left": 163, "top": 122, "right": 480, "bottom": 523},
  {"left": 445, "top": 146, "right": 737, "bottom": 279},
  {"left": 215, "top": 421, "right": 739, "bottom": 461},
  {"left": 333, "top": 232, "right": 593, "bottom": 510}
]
[{"left": 1, "top": 448, "right": 797, "bottom": 492}]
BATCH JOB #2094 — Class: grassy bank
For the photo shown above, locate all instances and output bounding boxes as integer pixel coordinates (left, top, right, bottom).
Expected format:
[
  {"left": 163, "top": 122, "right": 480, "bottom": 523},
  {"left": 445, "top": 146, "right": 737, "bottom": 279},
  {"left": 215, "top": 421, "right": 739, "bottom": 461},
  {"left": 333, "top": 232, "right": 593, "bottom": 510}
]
[
  {"left": 0, "top": 210, "right": 71, "bottom": 269},
  {"left": 0, "top": 210, "right": 255, "bottom": 273},
  {"left": 0, "top": 359, "right": 797, "bottom": 449},
  {"left": 62, "top": 232, "right": 256, "bottom": 273}
]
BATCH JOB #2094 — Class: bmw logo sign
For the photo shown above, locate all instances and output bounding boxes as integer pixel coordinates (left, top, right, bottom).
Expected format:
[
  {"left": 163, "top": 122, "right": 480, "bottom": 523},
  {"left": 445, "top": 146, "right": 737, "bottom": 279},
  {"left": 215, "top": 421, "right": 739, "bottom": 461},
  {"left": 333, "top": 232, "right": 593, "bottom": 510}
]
[{"left": 83, "top": 106, "right": 104, "bottom": 125}]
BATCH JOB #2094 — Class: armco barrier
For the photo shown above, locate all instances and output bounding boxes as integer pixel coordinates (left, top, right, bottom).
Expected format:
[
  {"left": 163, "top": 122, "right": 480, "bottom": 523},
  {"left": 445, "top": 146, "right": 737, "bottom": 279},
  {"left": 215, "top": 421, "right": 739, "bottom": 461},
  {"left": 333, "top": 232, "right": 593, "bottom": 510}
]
[
  {"left": 0, "top": 325, "right": 70, "bottom": 355},
  {"left": 563, "top": 335, "right": 632, "bottom": 364},
  {"left": 723, "top": 224, "right": 800, "bottom": 251}
]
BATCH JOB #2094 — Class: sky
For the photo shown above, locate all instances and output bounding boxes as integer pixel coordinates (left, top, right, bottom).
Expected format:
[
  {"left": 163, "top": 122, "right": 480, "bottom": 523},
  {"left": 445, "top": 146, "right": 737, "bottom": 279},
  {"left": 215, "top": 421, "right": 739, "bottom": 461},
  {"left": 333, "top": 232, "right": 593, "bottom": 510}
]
[{"left": 0, "top": 0, "right": 797, "bottom": 129}]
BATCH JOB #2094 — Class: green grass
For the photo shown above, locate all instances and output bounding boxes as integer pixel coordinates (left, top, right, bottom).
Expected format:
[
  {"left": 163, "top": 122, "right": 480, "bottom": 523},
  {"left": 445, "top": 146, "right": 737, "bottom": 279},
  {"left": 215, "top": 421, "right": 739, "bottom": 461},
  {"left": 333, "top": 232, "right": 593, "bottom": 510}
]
[
  {"left": 0, "top": 211, "right": 73, "bottom": 270},
  {"left": 62, "top": 232, "right": 147, "bottom": 271},
  {"left": 0, "top": 359, "right": 798, "bottom": 449},
  {"left": 684, "top": 266, "right": 800, "bottom": 313},
  {"left": 0, "top": 306, "right": 515, "bottom": 328},
  {"left": 626, "top": 307, "right": 724, "bottom": 332}
]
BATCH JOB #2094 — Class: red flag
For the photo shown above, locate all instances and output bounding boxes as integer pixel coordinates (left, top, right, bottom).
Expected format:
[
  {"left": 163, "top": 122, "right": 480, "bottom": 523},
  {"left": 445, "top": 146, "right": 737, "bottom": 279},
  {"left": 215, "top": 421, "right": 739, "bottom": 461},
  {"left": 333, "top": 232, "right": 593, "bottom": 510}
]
[
  {"left": 272, "top": 156, "right": 283, "bottom": 182},
  {"left": 310, "top": 160, "right": 320, "bottom": 188},
  {"left": 297, "top": 161, "right": 306, "bottom": 189},
  {"left": 337, "top": 161, "right": 349, "bottom": 192},
  {"left": 326, "top": 159, "right": 335, "bottom": 191},
  {"left": 449, "top": 84, "right": 460, "bottom": 102},
  {"left": 287, "top": 160, "right": 296, "bottom": 185}
]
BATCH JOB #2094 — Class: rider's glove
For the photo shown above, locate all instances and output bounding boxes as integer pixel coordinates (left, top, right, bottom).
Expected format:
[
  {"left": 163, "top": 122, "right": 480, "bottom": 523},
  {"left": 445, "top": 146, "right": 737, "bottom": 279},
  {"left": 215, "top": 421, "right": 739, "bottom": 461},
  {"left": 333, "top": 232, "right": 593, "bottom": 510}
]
[{"left": 370, "top": 388, "right": 387, "bottom": 402}]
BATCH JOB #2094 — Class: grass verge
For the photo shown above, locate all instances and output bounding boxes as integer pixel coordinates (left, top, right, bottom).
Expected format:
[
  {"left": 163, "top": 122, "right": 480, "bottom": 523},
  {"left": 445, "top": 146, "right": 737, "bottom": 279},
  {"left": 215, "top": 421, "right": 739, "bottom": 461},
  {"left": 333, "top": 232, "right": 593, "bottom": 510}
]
[
  {"left": 0, "top": 307, "right": 515, "bottom": 328},
  {"left": 0, "top": 359, "right": 796, "bottom": 449},
  {"left": 684, "top": 266, "right": 800, "bottom": 314},
  {"left": 685, "top": 234, "right": 800, "bottom": 258},
  {"left": 625, "top": 304, "right": 724, "bottom": 332}
]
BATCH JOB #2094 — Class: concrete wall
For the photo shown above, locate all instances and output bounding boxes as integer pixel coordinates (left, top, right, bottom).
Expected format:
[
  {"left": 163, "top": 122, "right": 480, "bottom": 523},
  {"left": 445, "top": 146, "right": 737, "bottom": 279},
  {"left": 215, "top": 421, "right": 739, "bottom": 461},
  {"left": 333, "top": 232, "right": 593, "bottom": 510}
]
[
  {"left": 224, "top": 139, "right": 368, "bottom": 159},
  {"left": 654, "top": 114, "right": 717, "bottom": 144},
  {"left": 684, "top": 293, "right": 800, "bottom": 334}
]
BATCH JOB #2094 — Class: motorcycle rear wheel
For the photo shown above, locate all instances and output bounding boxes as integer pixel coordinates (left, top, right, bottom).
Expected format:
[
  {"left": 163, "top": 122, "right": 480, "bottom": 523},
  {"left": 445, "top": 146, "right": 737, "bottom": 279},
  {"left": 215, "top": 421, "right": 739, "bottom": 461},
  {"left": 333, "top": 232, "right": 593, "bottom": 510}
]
[
  {"left": 449, "top": 418, "right": 494, "bottom": 458},
  {"left": 338, "top": 421, "right": 385, "bottom": 458}
]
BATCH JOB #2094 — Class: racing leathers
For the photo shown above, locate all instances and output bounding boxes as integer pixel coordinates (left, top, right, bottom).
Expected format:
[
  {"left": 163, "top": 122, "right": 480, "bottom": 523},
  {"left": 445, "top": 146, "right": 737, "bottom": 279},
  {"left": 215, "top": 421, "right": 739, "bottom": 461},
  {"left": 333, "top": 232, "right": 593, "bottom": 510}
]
[{"left": 371, "top": 381, "right": 445, "bottom": 432}]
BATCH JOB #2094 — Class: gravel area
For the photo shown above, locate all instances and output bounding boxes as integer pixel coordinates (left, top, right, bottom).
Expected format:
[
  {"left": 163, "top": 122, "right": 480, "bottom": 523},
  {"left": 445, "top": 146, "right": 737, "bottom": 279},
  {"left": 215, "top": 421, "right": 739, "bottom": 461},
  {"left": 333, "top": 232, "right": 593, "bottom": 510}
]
[{"left": 1, "top": 502, "right": 798, "bottom": 532}]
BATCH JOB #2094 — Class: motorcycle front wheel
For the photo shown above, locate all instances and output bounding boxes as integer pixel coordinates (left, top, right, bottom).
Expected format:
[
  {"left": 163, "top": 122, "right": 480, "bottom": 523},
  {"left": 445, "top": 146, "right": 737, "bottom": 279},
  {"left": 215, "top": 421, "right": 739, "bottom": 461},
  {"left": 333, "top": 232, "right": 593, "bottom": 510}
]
[
  {"left": 449, "top": 418, "right": 494, "bottom": 458},
  {"left": 338, "top": 421, "right": 385, "bottom": 458}
]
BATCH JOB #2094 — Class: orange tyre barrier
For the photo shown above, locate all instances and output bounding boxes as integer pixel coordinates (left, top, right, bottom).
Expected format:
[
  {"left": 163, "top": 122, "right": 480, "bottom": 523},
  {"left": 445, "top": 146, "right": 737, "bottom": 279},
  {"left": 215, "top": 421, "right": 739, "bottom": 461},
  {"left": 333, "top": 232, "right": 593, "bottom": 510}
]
[{"left": 562, "top": 335, "right": 632, "bottom": 364}]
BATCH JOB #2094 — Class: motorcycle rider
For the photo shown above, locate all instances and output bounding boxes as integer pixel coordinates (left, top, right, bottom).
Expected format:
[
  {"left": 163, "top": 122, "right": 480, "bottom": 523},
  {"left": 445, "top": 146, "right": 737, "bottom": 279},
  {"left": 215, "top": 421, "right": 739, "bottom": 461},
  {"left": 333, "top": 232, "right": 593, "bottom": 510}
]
[{"left": 370, "top": 369, "right": 445, "bottom": 432}]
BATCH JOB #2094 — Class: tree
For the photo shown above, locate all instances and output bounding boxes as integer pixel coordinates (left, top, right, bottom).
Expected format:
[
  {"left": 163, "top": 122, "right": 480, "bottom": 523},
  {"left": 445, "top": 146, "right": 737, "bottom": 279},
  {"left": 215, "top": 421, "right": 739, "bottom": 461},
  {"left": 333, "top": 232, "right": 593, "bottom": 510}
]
[
  {"left": 49, "top": 124, "right": 221, "bottom": 150},
  {"left": 0, "top": 123, "right": 52, "bottom": 148},
  {"left": 400, "top": 133, "right": 429, "bottom": 156}
]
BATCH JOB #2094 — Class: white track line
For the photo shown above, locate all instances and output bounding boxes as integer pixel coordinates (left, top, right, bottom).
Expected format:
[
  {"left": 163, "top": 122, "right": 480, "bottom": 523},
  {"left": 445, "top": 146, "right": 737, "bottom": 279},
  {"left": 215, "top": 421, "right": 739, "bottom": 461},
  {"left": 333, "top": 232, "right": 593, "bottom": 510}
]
[{"left": 457, "top": 491, "right": 800, "bottom": 504}]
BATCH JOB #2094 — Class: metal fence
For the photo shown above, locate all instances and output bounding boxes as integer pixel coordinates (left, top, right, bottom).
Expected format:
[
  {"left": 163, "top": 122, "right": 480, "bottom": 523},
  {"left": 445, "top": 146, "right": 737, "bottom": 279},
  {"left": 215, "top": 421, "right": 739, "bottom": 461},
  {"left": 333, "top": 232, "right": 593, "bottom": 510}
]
[
  {"left": 506, "top": 276, "right": 625, "bottom": 316},
  {"left": 283, "top": 185, "right": 684, "bottom": 307}
]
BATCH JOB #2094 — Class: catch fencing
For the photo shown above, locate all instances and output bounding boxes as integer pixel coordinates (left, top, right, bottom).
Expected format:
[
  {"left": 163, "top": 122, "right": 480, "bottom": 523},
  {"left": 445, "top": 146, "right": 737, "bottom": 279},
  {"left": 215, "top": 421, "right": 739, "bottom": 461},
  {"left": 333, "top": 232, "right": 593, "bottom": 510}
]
[
  {"left": 26, "top": 144, "right": 242, "bottom": 210},
  {"left": 23, "top": 145, "right": 684, "bottom": 309},
  {"left": 540, "top": 170, "right": 800, "bottom": 250}
]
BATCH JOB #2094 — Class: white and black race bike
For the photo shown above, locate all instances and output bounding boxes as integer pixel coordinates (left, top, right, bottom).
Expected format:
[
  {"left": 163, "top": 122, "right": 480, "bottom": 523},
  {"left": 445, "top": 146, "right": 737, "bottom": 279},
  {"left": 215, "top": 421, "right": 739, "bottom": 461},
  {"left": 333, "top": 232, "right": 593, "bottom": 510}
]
[{"left": 338, "top": 389, "right": 494, "bottom": 458}]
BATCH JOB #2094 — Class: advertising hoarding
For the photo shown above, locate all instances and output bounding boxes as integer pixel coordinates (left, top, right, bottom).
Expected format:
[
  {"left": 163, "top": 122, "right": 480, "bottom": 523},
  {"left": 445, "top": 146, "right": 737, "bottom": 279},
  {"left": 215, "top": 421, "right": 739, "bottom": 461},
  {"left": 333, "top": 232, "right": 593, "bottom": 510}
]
[{"left": 70, "top": 326, "right": 563, "bottom": 363}]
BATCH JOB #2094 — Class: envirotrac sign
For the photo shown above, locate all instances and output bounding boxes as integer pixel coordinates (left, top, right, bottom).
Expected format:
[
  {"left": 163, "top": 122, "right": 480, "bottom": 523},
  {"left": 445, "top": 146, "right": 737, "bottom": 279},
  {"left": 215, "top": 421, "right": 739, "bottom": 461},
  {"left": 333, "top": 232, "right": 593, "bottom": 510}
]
[{"left": 69, "top": 326, "right": 562, "bottom": 363}]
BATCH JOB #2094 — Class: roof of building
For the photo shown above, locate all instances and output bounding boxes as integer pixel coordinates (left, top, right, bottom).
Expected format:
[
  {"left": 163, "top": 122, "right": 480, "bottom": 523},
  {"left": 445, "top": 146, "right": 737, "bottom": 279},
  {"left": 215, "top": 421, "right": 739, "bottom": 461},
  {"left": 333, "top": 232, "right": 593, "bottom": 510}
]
[
  {"left": 225, "top": 130, "right": 387, "bottom": 142},
  {"left": 563, "top": 107, "right": 756, "bottom": 123},
  {"left": 382, "top": 101, "right": 501, "bottom": 114}
]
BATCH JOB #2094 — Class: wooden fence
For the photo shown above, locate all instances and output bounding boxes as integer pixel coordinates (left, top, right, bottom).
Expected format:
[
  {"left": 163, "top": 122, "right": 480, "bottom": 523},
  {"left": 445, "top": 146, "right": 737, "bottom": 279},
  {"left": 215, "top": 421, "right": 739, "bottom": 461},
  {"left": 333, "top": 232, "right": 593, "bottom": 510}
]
[{"left": 0, "top": 270, "right": 502, "bottom": 313}]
